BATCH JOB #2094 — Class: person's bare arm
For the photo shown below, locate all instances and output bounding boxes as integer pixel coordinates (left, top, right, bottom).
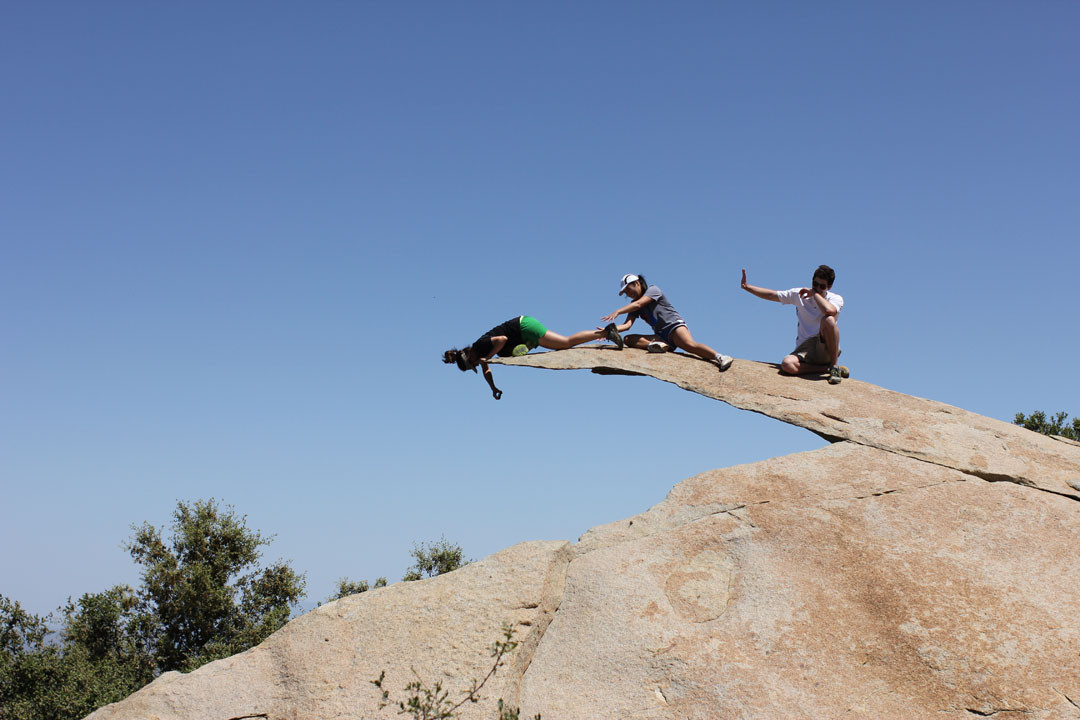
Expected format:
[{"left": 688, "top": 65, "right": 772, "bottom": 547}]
[
  {"left": 478, "top": 358, "right": 502, "bottom": 400},
  {"left": 602, "top": 295, "right": 653, "bottom": 323},
  {"left": 477, "top": 336, "right": 507, "bottom": 399},
  {"left": 799, "top": 287, "right": 838, "bottom": 316},
  {"left": 741, "top": 268, "right": 780, "bottom": 302}
]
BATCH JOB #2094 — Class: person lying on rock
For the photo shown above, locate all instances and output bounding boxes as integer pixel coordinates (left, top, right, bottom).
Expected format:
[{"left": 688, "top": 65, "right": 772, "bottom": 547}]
[
  {"left": 443, "top": 315, "right": 624, "bottom": 399},
  {"left": 740, "top": 264, "right": 850, "bottom": 384},
  {"left": 601, "top": 274, "right": 734, "bottom": 371}
]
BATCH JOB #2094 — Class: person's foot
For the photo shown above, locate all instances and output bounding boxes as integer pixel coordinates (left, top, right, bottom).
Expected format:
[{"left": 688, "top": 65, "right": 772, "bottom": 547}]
[
  {"left": 828, "top": 365, "right": 846, "bottom": 384},
  {"left": 838, "top": 365, "right": 850, "bottom": 378},
  {"left": 603, "top": 323, "right": 624, "bottom": 350},
  {"left": 647, "top": 340, "right": 669, "bottom": 353},
  {"left": 713, "top": 354, "right": 734, "bottom": 371}
]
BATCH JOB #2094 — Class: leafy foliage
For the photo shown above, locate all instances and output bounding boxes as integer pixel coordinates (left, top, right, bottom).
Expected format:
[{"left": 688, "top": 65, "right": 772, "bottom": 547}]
[
  {"left": 0, "top": 590, "right": 152, "bottom": 720},
  {"left": 326, "top": 576, "right": 388, "bottom": 603},
  {"left": 126, "top": 498, "right": 306, "bottom": 672},
  {"left": 3, "top": 501, "right": 482, "bottom": 720},
  {"left": 402, "top": 538, "right": 468, "bottom": 581},
  {"left": 371, "top": 624, "right": 539, "bottom": 720},
  {"left": 1013, "top": 410, "right": 1079, "bottom": 441},
  {"left": 0, "top": 498, "right": 305, "bottom": 720}
]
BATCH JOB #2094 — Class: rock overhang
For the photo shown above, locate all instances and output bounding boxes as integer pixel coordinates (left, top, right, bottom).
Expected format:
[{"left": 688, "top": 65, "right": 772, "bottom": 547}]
[{"left": 494, "top": 347, "right": 1080, "bottom": 501}]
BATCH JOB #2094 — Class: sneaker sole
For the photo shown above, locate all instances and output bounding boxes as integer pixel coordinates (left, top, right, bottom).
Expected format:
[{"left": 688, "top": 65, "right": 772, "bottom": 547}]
[{"left": 604, "top": 325, "right": 624, "bottom": 350}]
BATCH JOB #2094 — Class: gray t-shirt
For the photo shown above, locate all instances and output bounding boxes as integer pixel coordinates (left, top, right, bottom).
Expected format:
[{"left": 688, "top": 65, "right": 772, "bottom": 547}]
[{"left": 631, "top": 285, "right": 685, "bottom": 335}]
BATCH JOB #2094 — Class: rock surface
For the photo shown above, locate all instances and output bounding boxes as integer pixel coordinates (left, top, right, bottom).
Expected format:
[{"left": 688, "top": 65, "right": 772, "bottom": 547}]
[
  {"left": 87, "top": 350, "right": 1080, "bottom": 720},
  {"left": 497, "top": 348, "right": 1080, "bottom": 499},
  {"left": 86, "top": 541, "right": 572, "bottom": 720}
]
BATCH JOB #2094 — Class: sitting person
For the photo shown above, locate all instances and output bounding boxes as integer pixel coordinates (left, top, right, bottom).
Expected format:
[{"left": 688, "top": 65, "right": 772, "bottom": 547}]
[
  {"left": 443, "top": 315, "right": 623, "bottom": 399},
  {"left": 740, "top": 265, "right": 849, "bottom": 384},
  {"left": 601, "top": 274, "right": 733, "bottom": 371}
]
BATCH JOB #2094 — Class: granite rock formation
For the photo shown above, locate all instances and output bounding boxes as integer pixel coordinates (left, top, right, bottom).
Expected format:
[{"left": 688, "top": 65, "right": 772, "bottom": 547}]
[{"left": 87, "top": 349, "right": 1080, "bottom": 720}]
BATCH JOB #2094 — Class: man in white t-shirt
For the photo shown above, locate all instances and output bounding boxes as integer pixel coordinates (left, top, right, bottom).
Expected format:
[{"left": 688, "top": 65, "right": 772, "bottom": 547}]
[{"left": 741, "top": 264, "right": 850, "bottom": 384}]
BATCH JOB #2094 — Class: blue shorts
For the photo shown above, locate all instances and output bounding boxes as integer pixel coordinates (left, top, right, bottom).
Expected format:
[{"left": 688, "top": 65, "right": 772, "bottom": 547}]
[{"left": 654, "top": 323, "right": 686, "bottom": 344}]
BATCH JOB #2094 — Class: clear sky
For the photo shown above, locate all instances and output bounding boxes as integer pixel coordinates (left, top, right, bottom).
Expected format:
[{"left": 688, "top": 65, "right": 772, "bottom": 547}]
[{"left": 2, "top": 2, "right": 1078, "bottom": 616}]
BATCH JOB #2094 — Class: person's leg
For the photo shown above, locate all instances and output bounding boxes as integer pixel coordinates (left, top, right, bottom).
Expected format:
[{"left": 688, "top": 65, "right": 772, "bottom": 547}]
[
  {"left": 817, "top": 315, "right": 849, "bottom": 383},
  {"left": 623, "top": 333, "right": 659, "bottom": 350},
  {"left": 783, "top": 334, "right": 829, "bottom": 375},
  {"left": 819, "top": 315, "right": 841, "bottom": 366},
  {"left": 781, "top": 354, "right": 829, "bottom": 375},
  {"left": 537, "top": 329, "right": 604, "bottom": 350},
  {"left": 780, "top": 354, "right": 803, "bottom": 374},
  {"left": 783, "top": 332, "right": 845, "bottom": 377},
  {"left": 668, "top": 325, "right": 721, "bottom": 362}
]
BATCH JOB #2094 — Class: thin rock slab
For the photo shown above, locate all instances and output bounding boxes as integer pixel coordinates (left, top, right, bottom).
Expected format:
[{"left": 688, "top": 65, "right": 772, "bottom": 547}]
[
  {"left": 519, "top": 443, "right": 1080, "bottom": 719},
  {"left": 85, "top": 540, "right": 571, "bottom": 720},
  {"left": 495, "top": 348, "right": 1080, "bottom": 499}
]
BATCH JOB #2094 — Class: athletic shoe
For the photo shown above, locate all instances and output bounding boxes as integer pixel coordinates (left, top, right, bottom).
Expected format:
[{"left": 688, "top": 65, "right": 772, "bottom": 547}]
[
  {"left": 603, "top": 323, "right": 624, "bottom": 350},
  {"left": 713, "top": 354, "right": 734, "bottom": 371},
  {"left": 829, "top": 365, "right": 844, "bottom": 384},
  {"left": 838, "top": 365, "right": 850, "bottom": 378},
  {"left": 647, "top": 341, "right": 669, "bottom": 353}
]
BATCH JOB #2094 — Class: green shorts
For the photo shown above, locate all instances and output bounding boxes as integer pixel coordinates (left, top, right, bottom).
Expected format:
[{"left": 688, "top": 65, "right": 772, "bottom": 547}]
[{"left": 519, "top": 315, "right": 548, "bottom": 349}]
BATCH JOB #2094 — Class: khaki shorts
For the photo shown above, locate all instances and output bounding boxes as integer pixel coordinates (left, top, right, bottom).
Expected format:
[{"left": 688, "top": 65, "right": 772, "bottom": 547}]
[{"left": 791, "top": 334, "right": 833, "bottom": 365}]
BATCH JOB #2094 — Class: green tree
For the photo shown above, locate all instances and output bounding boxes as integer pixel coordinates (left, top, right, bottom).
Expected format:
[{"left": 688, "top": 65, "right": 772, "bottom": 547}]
[
  {"left": 0, "top": 590, "right": 151, "bottom": 720},
  {"left": 402, "top": 538, "right": 468, "bottom": 581},
  {"left": 325, "top": 576, "right": 388, "bottom": 603},
  {"left": 2, "top": 500, "right": 306, "bottom": 720},
  {"left": 1013, "top": 410, "right": 1080, "bottom": 441},
  {"left": 0, "top": 595, "right": 51, "bottom": 720},
  {"left": 127, "top": 498, "right": 306, "bottom": 672}
]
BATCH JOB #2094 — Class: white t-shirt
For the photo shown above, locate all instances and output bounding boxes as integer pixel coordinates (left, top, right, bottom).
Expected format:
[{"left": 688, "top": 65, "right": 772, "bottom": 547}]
[{"left": 775, "top": 288, "right": 844, "bottom": 347}]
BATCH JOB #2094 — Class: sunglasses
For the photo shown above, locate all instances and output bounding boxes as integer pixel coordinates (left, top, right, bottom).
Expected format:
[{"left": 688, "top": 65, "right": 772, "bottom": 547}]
[{"left": 812, "top": 280, "right": 828, "bottom": 291}]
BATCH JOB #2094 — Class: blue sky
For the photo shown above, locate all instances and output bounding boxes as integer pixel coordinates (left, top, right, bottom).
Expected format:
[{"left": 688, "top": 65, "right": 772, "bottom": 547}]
[{"left": 2, "top": 2, "right": 1077, "bottom": 616}]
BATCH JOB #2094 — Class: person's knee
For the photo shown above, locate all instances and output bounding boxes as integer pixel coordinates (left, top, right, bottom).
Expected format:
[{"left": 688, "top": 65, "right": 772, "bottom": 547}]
[
  {"left": 781, "top": 356, "right": 800, "bottom": 374},
  {"left": 821, "top": 315, "right": 838, "bottom": 333}
]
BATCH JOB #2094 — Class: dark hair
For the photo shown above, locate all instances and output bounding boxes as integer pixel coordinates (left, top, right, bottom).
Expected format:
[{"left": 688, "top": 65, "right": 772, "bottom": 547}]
[
  {"left": 442, "top": 348, "right": 476, "bottom": 372},
  {"left": 813, "top": 265, "right": 835, "bottom": 288},
  {"left": 635, "top": 274, "right": 648, "bottom": 291}
]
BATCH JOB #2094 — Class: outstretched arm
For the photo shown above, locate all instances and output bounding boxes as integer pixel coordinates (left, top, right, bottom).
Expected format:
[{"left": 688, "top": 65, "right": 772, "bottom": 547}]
[
  {"left": 478, "top": 359, "right": 502, "bottom": 400},
  {"left": 477, "top": 336, "right": 507, "bottom": 399},
  {"left": 741, "top": 268, "right": 780, "bottom": 302},
  {"left": 602, "top": 295, "right": 653, "bottom": 324}
]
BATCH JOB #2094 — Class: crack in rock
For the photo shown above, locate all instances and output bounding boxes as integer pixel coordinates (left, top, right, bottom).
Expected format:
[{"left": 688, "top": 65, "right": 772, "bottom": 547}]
[{"left": 500, "top": 542, "right": 574, "bottom": 707}]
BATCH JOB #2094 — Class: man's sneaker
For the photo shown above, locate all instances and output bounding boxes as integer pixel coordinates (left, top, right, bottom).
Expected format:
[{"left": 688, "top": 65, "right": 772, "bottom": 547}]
[
  {"left": 603, "top": 323, "right": 624, "bottom": 350},
  {"left": 713, "top": 354, "right": 734, "bottom": 371},
  {"left": 647, "top": 340, "right": 669, "bottom": 353},
  {"left": 838, "top": 365, "right": 850, "bottom": 378},
  {"left": 829, "top": 365, "right": 845, "bottom": 384}
]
